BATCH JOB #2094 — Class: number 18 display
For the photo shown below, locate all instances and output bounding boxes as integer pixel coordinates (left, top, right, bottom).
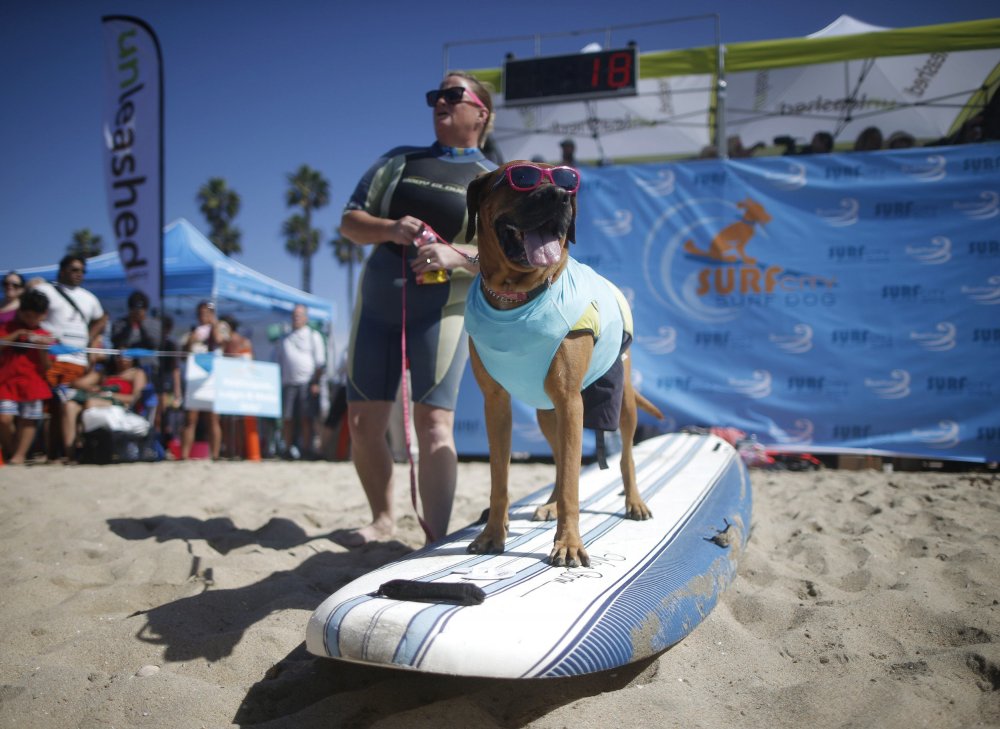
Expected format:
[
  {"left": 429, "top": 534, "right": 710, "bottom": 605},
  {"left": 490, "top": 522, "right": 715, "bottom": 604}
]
[{"left": 502, "top": 47, "right": 639, "bottom": 106}]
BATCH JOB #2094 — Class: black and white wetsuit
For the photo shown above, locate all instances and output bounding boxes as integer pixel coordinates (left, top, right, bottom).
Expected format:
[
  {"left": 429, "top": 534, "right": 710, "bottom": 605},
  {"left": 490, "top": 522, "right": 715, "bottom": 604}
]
[{"left": 344, "top": 141, "right": 495, "bottom": 409}]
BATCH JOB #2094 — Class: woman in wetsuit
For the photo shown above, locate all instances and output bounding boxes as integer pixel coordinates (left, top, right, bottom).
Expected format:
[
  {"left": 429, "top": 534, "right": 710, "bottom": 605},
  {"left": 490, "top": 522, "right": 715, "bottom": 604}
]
[{"left": 339, "top": 72, "right": 496, "bottom": 545}]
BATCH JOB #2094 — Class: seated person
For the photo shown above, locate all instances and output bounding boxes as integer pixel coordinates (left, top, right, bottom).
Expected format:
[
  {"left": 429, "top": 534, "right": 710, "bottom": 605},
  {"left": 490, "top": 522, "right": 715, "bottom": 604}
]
[
  {"left": 86, "top": 353, "right": 148, "bottom": 411},
  {"left": 887, "top": 131, "right": 916, "bottom": 149},
  {"left": 801, "top": 131, "right": 834, "bottom": 154},
  {"left": 853, "top": 126, "right": 883, "bottom": 152},
  {"left": 62, "top": 353, "right": 149, "bottom": 456}
]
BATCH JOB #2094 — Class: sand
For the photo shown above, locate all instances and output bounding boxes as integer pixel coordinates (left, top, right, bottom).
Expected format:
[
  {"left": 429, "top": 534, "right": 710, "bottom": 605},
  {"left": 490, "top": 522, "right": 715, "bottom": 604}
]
[{"left": 0, "top": 457, "right": 997, "bottom": 728}]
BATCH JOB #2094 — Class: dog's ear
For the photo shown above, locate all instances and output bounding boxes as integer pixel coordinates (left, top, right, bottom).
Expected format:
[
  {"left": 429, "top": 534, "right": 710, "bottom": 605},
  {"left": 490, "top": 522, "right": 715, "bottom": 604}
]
[
  {"left": 567, "top": 195, "right": 577, "bottom": 245},
  {"left": 465, "top": 171, "right": 493, "bottom": 243}
]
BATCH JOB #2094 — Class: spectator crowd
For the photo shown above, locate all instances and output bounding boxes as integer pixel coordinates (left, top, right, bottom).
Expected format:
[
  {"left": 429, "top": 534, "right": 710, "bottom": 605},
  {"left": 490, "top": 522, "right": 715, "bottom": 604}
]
[
  {"left": 708, "top": 92, "right": 998, "bottom": 160},
  {"left": 0, "top": 254, "right": 330, "bottom": 465}
]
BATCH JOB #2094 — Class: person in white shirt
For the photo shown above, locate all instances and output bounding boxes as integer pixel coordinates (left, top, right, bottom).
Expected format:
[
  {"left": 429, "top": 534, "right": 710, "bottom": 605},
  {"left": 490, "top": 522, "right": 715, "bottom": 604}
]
[
  {"left": 30, "top": 255, "right": 107, "bottom": 460},
  {"left": 274, "top": 304, "right": 326, "bottom": 459}
]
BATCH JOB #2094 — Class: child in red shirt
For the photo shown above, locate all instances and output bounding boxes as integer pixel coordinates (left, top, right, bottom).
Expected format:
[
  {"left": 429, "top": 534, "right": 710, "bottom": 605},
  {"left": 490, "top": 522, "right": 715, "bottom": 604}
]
[{"left": 0, "top": 289, "right": 55, "bottom": 464}]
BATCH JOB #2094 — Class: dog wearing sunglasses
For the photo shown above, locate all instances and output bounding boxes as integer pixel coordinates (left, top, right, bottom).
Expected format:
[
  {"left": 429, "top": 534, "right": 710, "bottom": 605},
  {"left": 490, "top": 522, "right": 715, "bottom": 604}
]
[{"left": 463, "top": 161, "right": 663, "bottom": 568}]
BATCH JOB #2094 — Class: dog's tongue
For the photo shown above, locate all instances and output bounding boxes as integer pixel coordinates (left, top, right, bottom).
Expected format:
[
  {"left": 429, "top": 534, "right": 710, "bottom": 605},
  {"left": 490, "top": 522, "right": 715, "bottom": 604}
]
[{"left": 523, "top": 229, "right": 562, "bottom": 267}]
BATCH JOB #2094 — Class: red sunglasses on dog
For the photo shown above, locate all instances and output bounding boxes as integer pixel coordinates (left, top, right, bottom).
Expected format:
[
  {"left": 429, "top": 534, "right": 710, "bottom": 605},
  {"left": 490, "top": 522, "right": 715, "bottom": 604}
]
[{"left": 491, "top": 164, "right": 581, "bottom": 194}]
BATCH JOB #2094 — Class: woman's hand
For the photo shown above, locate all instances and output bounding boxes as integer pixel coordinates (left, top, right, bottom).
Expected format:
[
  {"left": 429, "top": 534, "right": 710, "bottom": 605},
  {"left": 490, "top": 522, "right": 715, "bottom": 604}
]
[
  {"left": 411, "top": 242, "right": 479, "bottom": 275},
  {"left": 341, "top": 210, "right": 433, "bottom": 248},
  {"left": 389, "top": 215, "right": 429, "bottom": 246},
  {"left": 410, "top": 242, "right": 472, "bottom": 275}
]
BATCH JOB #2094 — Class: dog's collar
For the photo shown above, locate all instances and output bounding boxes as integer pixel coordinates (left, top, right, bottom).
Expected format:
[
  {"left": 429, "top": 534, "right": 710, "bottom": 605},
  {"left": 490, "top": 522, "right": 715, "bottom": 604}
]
[{"left": 480, "top": 276, "right": 552, "bottom": 305}]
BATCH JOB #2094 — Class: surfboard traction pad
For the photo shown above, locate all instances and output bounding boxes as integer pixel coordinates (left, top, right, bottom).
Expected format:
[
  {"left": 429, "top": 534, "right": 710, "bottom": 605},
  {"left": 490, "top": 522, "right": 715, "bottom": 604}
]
[{"left": 306, "top": 432, "right": 752, "bottom": 678}]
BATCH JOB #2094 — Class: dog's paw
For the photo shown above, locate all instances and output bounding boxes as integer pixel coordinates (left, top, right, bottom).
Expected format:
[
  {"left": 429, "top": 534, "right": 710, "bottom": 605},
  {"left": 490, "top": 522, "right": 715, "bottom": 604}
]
[
  {"left": 548, "top": 541, "right": 590, "bottom": 568},
  {"left": 467, "top": 528, "right": 507, "bottom": 555},
  {"left": 532, "top": 502, "right": 558, "bottom": 521},
  {"left": 624, "top": 498, "right": 653, "bottom": 521}
]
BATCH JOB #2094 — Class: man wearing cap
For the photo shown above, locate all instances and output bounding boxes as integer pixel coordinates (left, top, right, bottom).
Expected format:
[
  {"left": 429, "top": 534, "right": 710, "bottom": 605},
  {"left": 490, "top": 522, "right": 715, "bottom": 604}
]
[
  {"left": 560, "top": 138, "right": 577, "bottom": 166},
  {"left": 30, "top": 256, "right": 107, "bottom": 383},
  {"left": 111, "top": 290, "right": 161, "bottom": 352}
]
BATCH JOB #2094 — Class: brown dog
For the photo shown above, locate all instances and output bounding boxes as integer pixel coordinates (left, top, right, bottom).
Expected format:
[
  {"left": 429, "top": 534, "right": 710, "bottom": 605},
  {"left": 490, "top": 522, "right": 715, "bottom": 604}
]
[{"left": 463, "top": 161, "right": 662, "bottom": 568}]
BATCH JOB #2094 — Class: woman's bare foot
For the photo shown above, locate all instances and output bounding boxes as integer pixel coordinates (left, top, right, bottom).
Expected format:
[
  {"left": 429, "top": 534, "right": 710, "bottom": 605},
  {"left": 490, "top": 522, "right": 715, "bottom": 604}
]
[{"left": 332, "top": 520, "right": 395, "bottom": 548}]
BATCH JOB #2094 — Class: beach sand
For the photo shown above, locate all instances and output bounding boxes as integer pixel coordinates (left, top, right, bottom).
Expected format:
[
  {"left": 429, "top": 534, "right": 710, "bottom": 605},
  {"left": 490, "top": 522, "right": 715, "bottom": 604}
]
[{"left": 0, "top": 457, "right": 997, "bottom": 728}]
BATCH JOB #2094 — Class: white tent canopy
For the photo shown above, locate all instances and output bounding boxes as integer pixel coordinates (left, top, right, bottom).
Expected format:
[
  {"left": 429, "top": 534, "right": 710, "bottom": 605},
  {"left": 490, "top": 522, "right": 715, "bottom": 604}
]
[
  {"left": 476, "top": 16, "right": 1000, "bottom": 162},
  {"left": 807, "top": 15, "right": 888, "bottom": 38}
]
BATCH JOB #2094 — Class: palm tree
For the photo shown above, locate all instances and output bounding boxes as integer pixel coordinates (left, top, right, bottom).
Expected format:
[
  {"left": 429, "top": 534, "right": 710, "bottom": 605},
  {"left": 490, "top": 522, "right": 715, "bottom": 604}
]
[
  {"left": 284, "top": 165, "right": 330, "bottom": 293},
  {"left": 197, "top": 177, "right": 242, "bottom": 255},
  {"left": 67, "top": 228, "right": 103, "bottom": 258},
  {"left": 282, "top": 215, "right": 320, "bottom": 291},
  {"left": 331, "top": 228, "right": 365, "bottom": 315}
]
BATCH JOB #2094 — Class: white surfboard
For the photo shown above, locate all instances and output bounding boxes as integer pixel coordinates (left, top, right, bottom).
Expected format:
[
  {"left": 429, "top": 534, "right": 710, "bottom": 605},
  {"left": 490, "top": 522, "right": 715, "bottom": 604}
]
[{"left": 306, "top": 432, "right": 752, "bottom": 678}]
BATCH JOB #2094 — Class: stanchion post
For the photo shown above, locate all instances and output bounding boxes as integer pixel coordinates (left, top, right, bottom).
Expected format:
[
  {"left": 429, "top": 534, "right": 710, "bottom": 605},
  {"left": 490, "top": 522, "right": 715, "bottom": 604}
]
[{"left": 244, "top": 416, "right": 261, "bottom": 461}]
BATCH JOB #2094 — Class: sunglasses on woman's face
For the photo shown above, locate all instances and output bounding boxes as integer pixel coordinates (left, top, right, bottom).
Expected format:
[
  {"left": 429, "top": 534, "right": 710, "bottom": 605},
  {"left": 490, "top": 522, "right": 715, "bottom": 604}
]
[
  {"left": 491, "top": 164, "right": 581, "bottom": 194},
  {"left": 425, "top": 86, "right": 487, "bottom": 110},
  {"left": 3, "top": 280, "right": 23, "bottom": 289}
]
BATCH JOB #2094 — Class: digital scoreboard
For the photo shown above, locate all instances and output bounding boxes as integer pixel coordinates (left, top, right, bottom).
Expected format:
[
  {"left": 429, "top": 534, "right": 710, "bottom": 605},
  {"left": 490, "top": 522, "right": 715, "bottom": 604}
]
[{"left": 502, "top": 47, "right": 639, "bottom": 106}]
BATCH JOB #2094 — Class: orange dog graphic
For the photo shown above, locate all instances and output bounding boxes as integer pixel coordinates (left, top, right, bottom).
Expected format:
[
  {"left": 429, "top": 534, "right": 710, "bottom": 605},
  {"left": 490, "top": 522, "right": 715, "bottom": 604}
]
[{"left": 684, "top": 198, "right": 772, "bottom": 265}]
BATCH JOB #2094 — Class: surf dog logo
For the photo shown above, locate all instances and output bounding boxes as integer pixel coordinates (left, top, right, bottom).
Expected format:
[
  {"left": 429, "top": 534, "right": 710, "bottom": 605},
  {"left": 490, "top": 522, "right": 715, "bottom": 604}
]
[
  {"left": 912, "top": 420, "right": 960, "bottom": 449},
  {"left": 962, "top": 275, "right": 1000, "bottom": 305},
  {"left": 909, "top": 322, "right": 957, "bottom": 351},
  {"left": 762, "top": 161, "right": 807, "bottom": 191},
  {"left": 768, "top": 323, "right": 813, "bottom": 354},
  {"left": 864, "top": 369, "right": 911, "bottom": 399},
  {"left": 902, "top": 154, "right": 947, "bottom": 183},
  {"left": 727, "top": 369, "right": 772, "bottom": 399},
  {"left": 767, "top": 418, "right": 815, "bottom": 445},
  {"left": 644, "top": 197, "right": 836, "bottom": 323},
  {"left": 905, "top": 236, "right": 951, "bottom": 265},
  {"left": 593, "top": 209, "right": 633, "bottom": 237},
  {"left": 683, "top": 199, "right": 772, "bottom": 264},
  {"left": 635, "top": 169, "right": 676, "bottom": 197},
  {"left": 955, "top": 191, "right": 999, "bottom": 220},
  {"left": 637, "top": 326, "right": 677, "bottom": 355},
  {"left": 816, "top": 197, "right": 860, "bottom": 227}
]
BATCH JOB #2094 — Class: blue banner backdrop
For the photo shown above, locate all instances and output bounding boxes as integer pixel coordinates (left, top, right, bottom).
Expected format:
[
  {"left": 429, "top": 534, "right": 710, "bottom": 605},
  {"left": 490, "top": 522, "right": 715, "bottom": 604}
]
[{"left": 453, "top": 144, "right": 1000, "bottom": 462}]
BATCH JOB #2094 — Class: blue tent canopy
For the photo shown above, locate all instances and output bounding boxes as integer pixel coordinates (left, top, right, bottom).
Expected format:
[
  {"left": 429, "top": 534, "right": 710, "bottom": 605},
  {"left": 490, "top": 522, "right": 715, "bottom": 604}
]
[{"left": 11, "top": 218, "right": 334, "bottom": 325}]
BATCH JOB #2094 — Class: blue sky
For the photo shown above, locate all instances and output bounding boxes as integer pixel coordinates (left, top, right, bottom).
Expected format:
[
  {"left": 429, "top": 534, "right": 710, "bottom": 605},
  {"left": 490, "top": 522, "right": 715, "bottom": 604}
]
[{"left": 1, "top": 0, "right": 994, "bottom": 347}]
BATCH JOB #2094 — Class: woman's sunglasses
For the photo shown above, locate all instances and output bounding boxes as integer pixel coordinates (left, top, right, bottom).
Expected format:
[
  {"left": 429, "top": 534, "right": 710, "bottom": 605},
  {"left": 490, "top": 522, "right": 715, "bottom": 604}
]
[
  {"left": 3, "top": 280, "right": 24, "bottom": 289},
  {"left": 425, "top": 86, "right": 487, "bottom": 110},
  {"left": 491, "top": 164, "right": 581, "bottom": 194}
]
